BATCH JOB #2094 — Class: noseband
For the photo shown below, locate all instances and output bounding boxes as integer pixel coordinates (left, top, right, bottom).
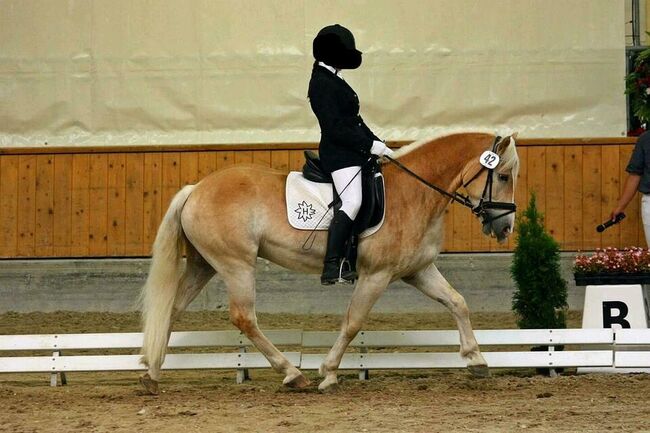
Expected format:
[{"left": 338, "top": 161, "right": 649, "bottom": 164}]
[{"left": 385, "top": 136, "right": 516, "bottom": 225}]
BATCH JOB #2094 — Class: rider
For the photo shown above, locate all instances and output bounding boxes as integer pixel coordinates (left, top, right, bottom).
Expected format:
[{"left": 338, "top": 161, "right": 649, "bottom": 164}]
[{"left": 308, "top": 24, "right": 393, "bottom": 285}]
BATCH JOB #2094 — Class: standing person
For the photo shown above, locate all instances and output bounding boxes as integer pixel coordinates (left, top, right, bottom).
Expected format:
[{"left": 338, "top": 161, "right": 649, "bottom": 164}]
[
  {"left": 308, "top": 24, "right": 393, "bottom": 285},
  {"left": 610, "top": 131, "right": 650, "bottom": 245}
]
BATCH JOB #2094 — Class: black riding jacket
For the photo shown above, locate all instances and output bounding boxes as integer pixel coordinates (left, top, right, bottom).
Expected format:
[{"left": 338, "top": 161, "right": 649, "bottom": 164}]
[{"left": 308, "top": 64, "right": 379, "bottom": 173}]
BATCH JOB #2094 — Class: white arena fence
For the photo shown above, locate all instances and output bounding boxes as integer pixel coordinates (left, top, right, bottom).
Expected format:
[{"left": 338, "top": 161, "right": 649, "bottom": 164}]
[{"left": 0, "top": 328, "right": 648, "bottom": 386}]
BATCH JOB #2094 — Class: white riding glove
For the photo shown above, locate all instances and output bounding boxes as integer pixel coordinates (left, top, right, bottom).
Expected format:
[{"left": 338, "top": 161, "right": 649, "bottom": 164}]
[{"left": 370, "top": 140, "right": 394, "bottom": 158}]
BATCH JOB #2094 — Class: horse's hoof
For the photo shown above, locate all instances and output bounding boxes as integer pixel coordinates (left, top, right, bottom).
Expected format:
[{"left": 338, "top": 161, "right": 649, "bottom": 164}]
[
  {"left": 468, "top": 364, "right": 490, "bottom": 378},
  {"left": 139, "top": 373, "right": 159, "bottom": 395},
  {"left": 283, "top": 371, "right": 311, "bottom": 389},
  {"left": 318, "top": 375, "right": 339, "bottom": 392}
]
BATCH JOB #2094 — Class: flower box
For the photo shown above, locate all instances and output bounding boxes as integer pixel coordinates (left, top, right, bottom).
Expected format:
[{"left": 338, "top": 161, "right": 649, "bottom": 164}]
[
  {"left": 574, "top": 248, "right": 650, "bottom": 286},
  {"left": 574, "top": 273, "right": 650, "bottom": 286}
]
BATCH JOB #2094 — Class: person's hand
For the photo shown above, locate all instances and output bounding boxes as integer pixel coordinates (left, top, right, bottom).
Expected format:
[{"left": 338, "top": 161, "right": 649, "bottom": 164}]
[
  {"left": 610, "top": 206, "right": 625, "bottom": 222},
  {"left": 371, "top": 140, "right": 393, "bottom": 157}
]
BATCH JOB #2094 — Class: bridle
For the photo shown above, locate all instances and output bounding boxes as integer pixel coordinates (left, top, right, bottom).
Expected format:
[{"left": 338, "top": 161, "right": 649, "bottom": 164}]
[{"left": 385, "top": 136, "right": 517, "bottom": 226}]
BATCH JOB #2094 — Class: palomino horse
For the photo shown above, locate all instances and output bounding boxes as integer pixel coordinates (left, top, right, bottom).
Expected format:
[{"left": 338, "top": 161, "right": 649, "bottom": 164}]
[{"left": 139, "top": 132, "right": 519, "bottom": 394}]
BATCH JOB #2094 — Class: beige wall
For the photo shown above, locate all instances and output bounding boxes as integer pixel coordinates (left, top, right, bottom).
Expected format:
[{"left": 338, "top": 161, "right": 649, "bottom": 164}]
[{"left": 0, "top": 0, "right": 626, "bottom": 147}]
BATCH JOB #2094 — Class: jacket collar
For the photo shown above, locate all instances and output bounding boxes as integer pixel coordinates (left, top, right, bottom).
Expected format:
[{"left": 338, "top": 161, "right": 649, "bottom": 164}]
[{"left": 317, "top": 61, "right": 342, "bottom": 78}]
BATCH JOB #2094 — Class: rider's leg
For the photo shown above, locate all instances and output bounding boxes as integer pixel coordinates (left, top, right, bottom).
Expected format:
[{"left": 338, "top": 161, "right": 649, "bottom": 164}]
[{"left": 321, "top": 166, "right": 363, "bottom": 285}]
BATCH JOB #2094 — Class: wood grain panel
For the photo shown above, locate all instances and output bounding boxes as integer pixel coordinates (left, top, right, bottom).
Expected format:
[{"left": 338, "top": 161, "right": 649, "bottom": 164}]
[
  {"left": 180, "top": 152, "right": 199, "bottom": 186},
  {"left": 3, "top": 140, "right": 648, "bottom": 258},
  {"left": 216, "top": 151, "right": 235, "bottom": 170},
  {"left": 107, "top": 154, "right": 126, "bottom": 256},
  {"left": 289, "top": 150, "right": 304, "bottom": 172},
  {"left": 234, "top": 151, "right": 253, "bottom": 164},
  {"left": 544, "top": 147, "right": 564, "bottom": 243},
  {"left": 600, "top": 146, "right": 621, "bottom": 248},
  {"left": 161, "top": 153, "right": 181, "bottom": 220},
  {"left": 253, "top": 150, "right": 271, "bottom": 168},
  {"left": 70, "top": 155, "right": 90, "bottom": 256},
  {"left": 197, "top": 152, "right": 217, "bottom": 180},
  {"left": 88, "top": 154, "right": 108, "bottom": 256},
  {"left": 35, "top": 156, "right": 54, "bottom": 256},
  {"left": 271, "top": 150, "right": 289, "bottom": 172},
  {"left": 125, "top": 154, "right": 144, "bottom": 255},
  {"left": 563, "top": 146, "right": 583, "bottom": 251},
  {"left": 143, "top": 153, "right": 163, "bottom": 250},
  {"left": 16, "top": 155, "right": 36, "bottom": 256},
  {"left": 0, "top": 156, "right": 19, "bottom": 257},
  {"left": 582, "top": 147, "right": 602, "bottom": 250},
  {"left": 526, "top": 147, "right": 546, "bottom": 216},
  {"left": 53, "top": 155, "right": 73, "bottom": 256}
]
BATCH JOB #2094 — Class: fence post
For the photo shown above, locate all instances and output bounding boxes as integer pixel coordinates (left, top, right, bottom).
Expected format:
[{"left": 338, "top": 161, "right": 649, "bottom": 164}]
[
  {"left": 236, "top": 346, "right": 250, "bottom": 384},
  {"left": 50, "top": 351, "right": 67, "bottom": 387}
]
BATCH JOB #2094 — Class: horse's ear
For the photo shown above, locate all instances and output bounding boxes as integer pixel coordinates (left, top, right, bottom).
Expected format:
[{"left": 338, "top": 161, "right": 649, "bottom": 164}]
[{"left": 495, "top": 135, "right": 513, "bottom": 155}]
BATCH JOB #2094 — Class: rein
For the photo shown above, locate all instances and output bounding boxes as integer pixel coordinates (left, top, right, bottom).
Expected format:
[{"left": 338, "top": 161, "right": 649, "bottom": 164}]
[{"left": 384, "top": 136, "right": 516, "bottom": 224}]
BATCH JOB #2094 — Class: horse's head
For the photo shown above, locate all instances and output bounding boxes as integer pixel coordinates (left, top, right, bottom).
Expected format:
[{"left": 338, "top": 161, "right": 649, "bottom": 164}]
[{"left": 461, "top": 134, "right": 519, "bottom": 243}]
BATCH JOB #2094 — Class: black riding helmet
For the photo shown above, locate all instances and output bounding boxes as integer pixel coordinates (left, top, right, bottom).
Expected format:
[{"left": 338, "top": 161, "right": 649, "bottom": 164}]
[{"left": 313, "top": 24, "right": 362, "bottom": 70}]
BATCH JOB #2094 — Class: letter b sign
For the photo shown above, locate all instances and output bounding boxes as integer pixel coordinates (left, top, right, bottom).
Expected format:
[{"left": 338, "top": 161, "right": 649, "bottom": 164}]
[{"left": 602, "top": 301, "right": 631, "bottom": 329}]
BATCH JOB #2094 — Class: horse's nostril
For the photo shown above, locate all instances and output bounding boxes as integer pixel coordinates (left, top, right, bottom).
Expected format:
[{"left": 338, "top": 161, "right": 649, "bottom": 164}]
[{"left": 503, "top": 226, "right": 512, "bottom": 235}]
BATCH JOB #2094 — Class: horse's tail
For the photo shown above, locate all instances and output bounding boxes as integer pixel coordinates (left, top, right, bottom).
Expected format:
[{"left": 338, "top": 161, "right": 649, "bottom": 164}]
[{"left": 139, "top": 184, "right": 195, "bottom": 373}]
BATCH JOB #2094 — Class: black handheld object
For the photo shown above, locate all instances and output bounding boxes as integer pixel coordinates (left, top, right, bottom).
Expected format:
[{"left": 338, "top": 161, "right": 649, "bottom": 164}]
[{"left": 596, "top": 213, "right": 626, "bottom": 233}]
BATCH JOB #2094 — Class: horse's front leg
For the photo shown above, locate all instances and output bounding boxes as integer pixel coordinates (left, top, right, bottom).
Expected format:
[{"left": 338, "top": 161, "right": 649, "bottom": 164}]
[
  {"left": 403, "top": 264, "right": 489, "bottom": 377},
  {"left": 319, "top": 272, "right": 392, "bottom": 391}
]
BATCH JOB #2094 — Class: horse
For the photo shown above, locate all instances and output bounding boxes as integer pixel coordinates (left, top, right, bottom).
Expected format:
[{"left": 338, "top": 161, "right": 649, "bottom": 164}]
[{"left": 138, "top": 131, "right": 520, "bottom": 394}]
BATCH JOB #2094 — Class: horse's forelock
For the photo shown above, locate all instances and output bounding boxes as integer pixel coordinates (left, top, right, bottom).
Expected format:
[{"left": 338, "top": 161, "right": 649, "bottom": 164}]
[{"left": 498, "top": 136, "right": 519, "bottom": 173}]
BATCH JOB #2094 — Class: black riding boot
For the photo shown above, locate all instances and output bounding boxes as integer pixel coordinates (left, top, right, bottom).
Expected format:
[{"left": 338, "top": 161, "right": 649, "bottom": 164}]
[{"left": 321, "top": 210, "right": 355, "bottom": 285}]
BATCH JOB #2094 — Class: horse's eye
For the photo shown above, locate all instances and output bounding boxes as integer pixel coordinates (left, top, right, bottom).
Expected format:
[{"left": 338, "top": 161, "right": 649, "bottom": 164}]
[{"left": 497, "top": 174, "right": 509, "bottom": 182}]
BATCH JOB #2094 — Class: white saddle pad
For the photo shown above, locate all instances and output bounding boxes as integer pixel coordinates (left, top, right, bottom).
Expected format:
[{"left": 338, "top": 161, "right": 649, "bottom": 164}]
[{"left": 285, "top": 171, "right": 384, "bottom": 238}]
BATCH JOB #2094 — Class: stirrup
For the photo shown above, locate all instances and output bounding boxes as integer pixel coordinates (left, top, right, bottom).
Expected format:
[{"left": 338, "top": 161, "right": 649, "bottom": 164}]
[{"left": 339, "top": 259, "right": 357, "bottom": 284}]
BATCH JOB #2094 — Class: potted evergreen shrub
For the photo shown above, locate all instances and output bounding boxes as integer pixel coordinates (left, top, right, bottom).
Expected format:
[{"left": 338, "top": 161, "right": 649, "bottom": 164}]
[{"left": 511, "top": 193, "right": 568, "bottom": 331}]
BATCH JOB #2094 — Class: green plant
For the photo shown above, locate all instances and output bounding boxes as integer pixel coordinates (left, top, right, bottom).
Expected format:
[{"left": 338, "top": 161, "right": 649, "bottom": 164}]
[
  {"left": 625, "top": 33, "right": 650, "bottom": 124},
  {"left": 511, "top": 193, "right": 568, "bottom": 329}
]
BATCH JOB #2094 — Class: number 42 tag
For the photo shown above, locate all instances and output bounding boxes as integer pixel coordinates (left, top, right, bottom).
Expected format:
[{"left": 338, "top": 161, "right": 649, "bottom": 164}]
[{"left": 479, "top": 151, "right": 500, "bottom": 169}]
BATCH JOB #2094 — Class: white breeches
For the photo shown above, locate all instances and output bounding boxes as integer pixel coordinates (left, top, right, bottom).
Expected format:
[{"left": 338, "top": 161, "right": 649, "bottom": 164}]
[
  {"left": 642, "top": 194, "right": 650, "bottom": 247},
  {"left": 331, "top": 166, "right": 363, "bottom": 220}
]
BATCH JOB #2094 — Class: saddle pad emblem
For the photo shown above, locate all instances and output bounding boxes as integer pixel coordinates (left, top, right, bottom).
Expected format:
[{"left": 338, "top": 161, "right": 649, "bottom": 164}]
[
  {"left": 285, "top": 172, "right": 384, "bottom": 238},
  {"left": 295, "top": 201, "right": 317, "bottom": 222}
]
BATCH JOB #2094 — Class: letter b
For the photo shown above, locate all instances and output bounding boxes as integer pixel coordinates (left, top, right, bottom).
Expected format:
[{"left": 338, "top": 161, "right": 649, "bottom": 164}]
[{"left": 602, "top": 301, "right": 631, "bottom": 329}]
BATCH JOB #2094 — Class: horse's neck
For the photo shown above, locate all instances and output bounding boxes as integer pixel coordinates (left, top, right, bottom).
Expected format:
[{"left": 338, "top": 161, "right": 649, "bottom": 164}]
[{"left": 394, "top": 136, "right": 486, "bottom": 210}]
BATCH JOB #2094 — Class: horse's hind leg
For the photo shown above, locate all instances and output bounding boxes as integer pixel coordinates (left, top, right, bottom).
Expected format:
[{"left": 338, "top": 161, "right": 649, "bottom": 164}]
[
  {"left": 217, "top": 260, "right": 310, "bottom": 388},
  {"left": 318, "top": 272, "right": 391, "bottom": 391},
  {"left": 403, "top": 264, "right": 489, "bottom": 377},
  {"left": 140, "top": 244, "right": 215, "bottom": 394}
]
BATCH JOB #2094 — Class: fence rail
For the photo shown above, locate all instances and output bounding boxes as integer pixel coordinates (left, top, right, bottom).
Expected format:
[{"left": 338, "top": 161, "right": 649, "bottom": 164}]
[{"left": 1, "top": 328, "right": 646, "bottom": 387}]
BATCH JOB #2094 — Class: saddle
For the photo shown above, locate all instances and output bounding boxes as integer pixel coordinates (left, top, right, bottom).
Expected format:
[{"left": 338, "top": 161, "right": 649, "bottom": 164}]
[
  {"left": 302, "top": 150, "right": 385, "bottom": 235},
  {"left": 300, "top": 150, "right": 385, "bottom": 280}
]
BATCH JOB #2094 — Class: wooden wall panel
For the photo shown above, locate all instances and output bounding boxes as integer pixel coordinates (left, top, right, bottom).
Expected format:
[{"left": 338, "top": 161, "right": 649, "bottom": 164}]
[
  {"left": 0, "top": 140, "right": 644, "bottom": 258},
  {"left": 88, "top": 154, "right": 108, "bottom": 256},
  {"left": 0, "top": 156, "right": 19, "bottom": 257},
  {"left": 107, "top": 154, "right": 126, "bottom": 256},
  {"left": 125, "top": 154, "right": 145, "bottom": 255},
  {"left": 581, "top": 147, "right": 602, "bottom": 250},
  {"left": 52, "top": 155, "right": 73, "bottom": 256},
  {"left": 70, "top": 155, "right": 90, "bottom": 256},
  {"left": 143, "top": 153, "right": 163, "bottom": 251},
  {"left": 35, "top": 155, "right": 54, "bottom": 256},
  {"left": 16, "top": 156, "right": 36, "bottom": 256},
  {"left": 600, "top": 146, "right": 621, "bottom": 248},
  {"left": 563, "top": 146, "right": 583, "bottom": 251}
]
